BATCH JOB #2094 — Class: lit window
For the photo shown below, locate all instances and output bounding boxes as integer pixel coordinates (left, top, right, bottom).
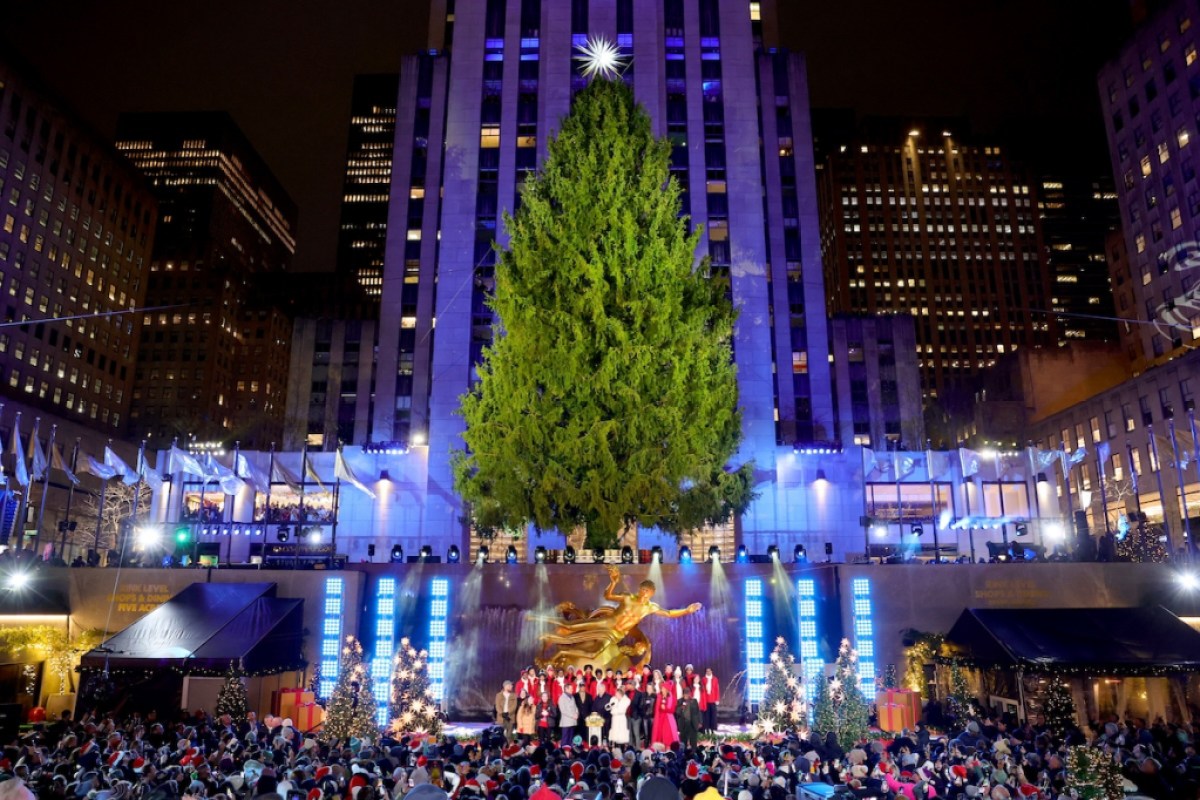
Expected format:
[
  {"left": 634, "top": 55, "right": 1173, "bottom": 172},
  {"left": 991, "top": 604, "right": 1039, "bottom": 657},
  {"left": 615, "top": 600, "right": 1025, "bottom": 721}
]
[
  {"left": 1172, "top": 207, "right": 1184, "bottom": 229},
  {"left": 1159, "top": 141, "right": 1171, "bottom": 163},
  {"left": 480, "top": 126, "right": 500, "bottom": 148},
  {"left": 1188, "top": 43, "right": 1198, "bottom": 66},
  {"left": 1180, "top": 127, "right": 1191, "bottom": 148},
  {"left": 406, "top": 229, "right": 422, "bottom": 241},
  {"left": 409, "top": 187, "right": 425, "bottom": 200},
  {"left": 749, "top": 1, "right": 761, "bottom": 21},
  {"left": 1142, "top": 155, "right": 1153, "bottom": 176}
]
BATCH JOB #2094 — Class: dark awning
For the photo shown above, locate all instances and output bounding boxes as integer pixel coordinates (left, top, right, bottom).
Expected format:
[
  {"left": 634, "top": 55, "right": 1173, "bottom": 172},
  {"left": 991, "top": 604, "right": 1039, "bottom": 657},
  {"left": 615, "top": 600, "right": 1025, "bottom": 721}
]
[
  {"left": 80, "top": 582, "right": 303, "bottom": 674},
  {"left": 944, "top": 606, "right": 1200, "bottom": 675}
]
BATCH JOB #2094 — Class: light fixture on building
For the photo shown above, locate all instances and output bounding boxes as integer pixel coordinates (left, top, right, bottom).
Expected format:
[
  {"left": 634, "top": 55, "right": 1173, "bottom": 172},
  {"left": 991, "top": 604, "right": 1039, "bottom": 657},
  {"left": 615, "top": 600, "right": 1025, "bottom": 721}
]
[
  {"left": 476, "top": 546, "right": 489, "bottom": 565},
  {"left": 767, "top": 544, "right": 779, "bottom": 560},
  {"left": 651, "top": 546, "right": 663, "bottom": 563},
  {"left": 564, "top": 546, "right": 577, "bottom": 564},
  {"left": 390, "top": 544, "right": 404, "bottom": 563},
  {"left": 593, "top": 547, "right": 605, "bottom": 563},
  {"left": 679, "top": 546, "right": 692, "bottom": 564},
  {"left": 506, "top": 545, "right": 518, "bottom": 564},
  {"left": 708, "top": 546, "right": 721, "bottom": 563},
  {"left": 793, "top": 544, "right": 807, "bottom": 563},
  {"left": 736, "top": 545, "right": 749, "bottom": 563},
  {"left": 535, "top": 546, "right": 547, "bottom": 563},
  {"left": 621, "top": 546, "right": 634, "bottom": 564},
  {"left": 447, "top": 545, "right": 461, "bottom": 564},
  {"left": 420, "top": 544, "right": 433, "bottom": 560}
]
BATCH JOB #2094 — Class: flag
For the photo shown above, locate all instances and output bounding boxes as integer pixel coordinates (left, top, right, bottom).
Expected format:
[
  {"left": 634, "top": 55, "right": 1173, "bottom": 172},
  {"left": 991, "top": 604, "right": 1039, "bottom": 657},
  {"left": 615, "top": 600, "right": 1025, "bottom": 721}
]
[
  {"left": 1029, "top": 447, "right": 1059, "bottom": 473},
  {"left": 1097, "top": 441, "right": 1111, "bottom": 467},
  {"left": 335, "top": 448, "right": 376, "bottom": 499},
  {"left": 272, "top": 459, "right": 302, "bottom": 492},
  {"left": 1127, "top": 442, "right": 1140, "bottom": 492},
  {"left": 50, "top": 444, "right": 79, "bottom": 485},
  {"left": 82, "top": 453, "right": 119, "bottom": 481},
  {"left": 958, "top": 448, "right": 981, "bottom": 478},
  {"left": 136, "top": 449, "right": 164, "bottom": 492},
  {"left": 8, "top": 417, "right": 27, "bottom": 488},
  {"left": 236, "top": 453, "right": 271, "bottom": 494},
  {"left": 304, "top": 456, "right": 326, "bottom": 491},
  {"left": 861, "top": 447, "right": 878, "bottom": 478},
  {"left": 27, "top": 422, "right": 47, "bottom": 483},
  {"left": 926, "top": 450, "right": 951, "bottom": 480},
  {"left": 203, "top": 453, "right": 245, "bottom": 495},
  {"left": 1069, "top": 447, "right": 1087, "bottom": 465},
  {"left": 895, "top": 454, "right": 916, "bottom": 479},
  {"left": 167, "top": 445, "right": 207, "bottom": 479},
  {"left": 105, "top": 447, "right": 133, "bottom": 482}
]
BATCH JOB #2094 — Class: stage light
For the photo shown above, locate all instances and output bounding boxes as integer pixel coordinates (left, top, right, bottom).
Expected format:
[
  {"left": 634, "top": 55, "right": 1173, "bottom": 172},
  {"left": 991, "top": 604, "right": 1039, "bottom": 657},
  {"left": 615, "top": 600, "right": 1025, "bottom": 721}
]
[
  {"left": 851, "top": 578, "right": 876, "bottom": 696},
  {"left": 427, "top": 578, "right": 450, "bottom": 700},
  {"left": 813, "top": 469, "right": 828, "bottom": 484},
  {"left": 5, "top": 572, "right": 29, "bottom": 591},
  {"left": 708, "top": 546, "right": 721, "bottom": 563},
  {"left": 390, "top": 544, "right": 404, "bottom": 563},
  {"left": 277, "top": 527, "right": 291, "bottom": 543},
  {"left": 1036, "top": 472, "right": 1048, "bottom": 484},
  {"left": 1044, "top": 521, "right": 1066, "bottom": 542},
  {"left": 797, "top": 577, "right": 821, "bottom": 716},
  {"left": 535, "top": 546, "right": 547, "bottom": 563},
  {"left": 319, "top": 577, "right": 345, "bottom": 699},
  {"left": 736, "top": 544, "right": 748, "bottom": 563},
  {"left": 651, "top": 546, "right": 663, "bottom": 563},
  {"left": 372, "top": 577, "right": 396, "bottom": 726},
  {"left": 420, "top": 544, "right": 433, "bottom": 560},
  {"left": 593, "top": 547, "right": 605, "bottom": 563},
  {"left": 477, "top": 546, "right": 489, "bottom": 565},
  {"left": 564, "top": 546, "right": 577, "bottom": 563},
  {"left": 766, "top": 544, "right": 779, "bottom": 561},
  {"left": 308, "top": 529, "right": 322, "bottom": 545},
  {"left": 506, "top": 545, "right": 518, "bottom": 564},
  {"left": 134, "top": 525, "right": 162, "bottom": 549},
  {"left": 872, "top": 523, "right": 888, "bottom": 538},
  {"left": 793, "top": 544, "right": 807, "bottom": 563},
  {"left": 447, "top": 545, "right": 461, "bottom": 564},
  {"left": 621, "top": 546, "right": 634, "bottom": 564},
  {"left": 910, "top": 524, "right": 923, "bottom": 537},
  {"left": 1179, "top": 572, "right": 1200, "bottom": 591},
  {"left": 1015, "top": 523, "right": 1029, "bottom": 537},
  {"left": 744, "top": 578, "right": 766, "bottom": 702},
  {"left": 679, "top": 546, "right": 692, "bottom": 564}
]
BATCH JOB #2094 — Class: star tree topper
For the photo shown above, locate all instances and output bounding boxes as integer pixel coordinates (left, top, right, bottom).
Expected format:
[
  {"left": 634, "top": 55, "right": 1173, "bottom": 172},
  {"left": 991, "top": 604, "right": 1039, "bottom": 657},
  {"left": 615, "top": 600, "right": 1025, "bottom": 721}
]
[{"left": 574, "top": 36, "right": 629, "bottom": 80}]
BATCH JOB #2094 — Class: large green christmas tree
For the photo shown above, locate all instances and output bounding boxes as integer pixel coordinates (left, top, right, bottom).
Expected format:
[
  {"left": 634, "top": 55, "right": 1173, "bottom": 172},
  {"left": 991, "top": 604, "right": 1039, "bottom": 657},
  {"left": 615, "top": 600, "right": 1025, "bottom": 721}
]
[
  {"left": 452, "top": 76, "right": 753, "bottom": 548},
  {"left": 945, "top": 658, "right": 976, "bottom": 721},
  {"left": 832, "top": 638, "right": 869, "bottom": 750},
  {"left": 756, "top": 637, "right": 806, "bottom": 735},
  {"left": 1042, "top": 678, "right": 1077, "bottom": 741},
  {"left": 215, "top": 660, "right": 249, "bottom": 725},
  {"left": 323, "top": 635, "right": 379, "bottom": 743},
  {"left": 388, "top": 637, "right": 442, "bottom": 736},
  {"left": 811, "top": 671, "right": 837, "bottom": 736},
  {"left": 1065, "top": 746, "right": 1123, "bottom": 800}
]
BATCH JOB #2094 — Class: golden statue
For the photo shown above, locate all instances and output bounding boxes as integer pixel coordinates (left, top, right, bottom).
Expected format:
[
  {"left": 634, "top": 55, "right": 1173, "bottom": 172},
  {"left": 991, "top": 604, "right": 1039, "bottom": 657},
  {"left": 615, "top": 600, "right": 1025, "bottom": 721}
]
[{"left": 536, "top": 565, "right": 702, "bottom": 671}]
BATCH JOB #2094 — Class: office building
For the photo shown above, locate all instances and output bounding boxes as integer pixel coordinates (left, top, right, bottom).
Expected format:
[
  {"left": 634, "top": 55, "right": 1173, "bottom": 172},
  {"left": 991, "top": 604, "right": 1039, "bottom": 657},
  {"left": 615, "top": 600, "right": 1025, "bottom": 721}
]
[
  {"left": 337, "top": 75, "right": 399, "bottom": 298},
  {"left": 829, "top": 314, "right": 924, "bottom": 449},
  {"left": 817, "top": 118, "right": 1056, "bottom": 399},
  {"left": 115, "top": 112, "right": 297, "bottom": 447}
]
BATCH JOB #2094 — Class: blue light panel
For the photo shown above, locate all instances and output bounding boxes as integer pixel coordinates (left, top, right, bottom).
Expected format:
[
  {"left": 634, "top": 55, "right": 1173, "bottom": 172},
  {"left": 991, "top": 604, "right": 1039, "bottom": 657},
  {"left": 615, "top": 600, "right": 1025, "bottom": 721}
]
[
  {"left": 797, "top": 578, "right": 822, "bottom": 715},
  {"left": 745, "top": 578, "right": 766, "bottom": 704},
  {"left": 427, "top": 578, "right": 450, "bottom": 701},
  {"left": 373, "top": 578, "right": 396, "bottom": 726},
  {"left": 319, "top": 577, "right": 344, "bottom": 699},
  {"left": 851, "top": 578, "right": 876, "bottom": 696}
]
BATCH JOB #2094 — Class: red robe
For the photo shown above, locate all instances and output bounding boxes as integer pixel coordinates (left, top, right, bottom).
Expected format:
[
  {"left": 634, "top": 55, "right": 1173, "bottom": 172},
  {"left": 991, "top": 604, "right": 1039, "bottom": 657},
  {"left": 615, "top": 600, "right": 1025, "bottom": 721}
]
[
  {"left": 651, "top": 691, "right": 679, "bottom": 747},
  {"left": 702, "top": 675, "right": 721, "bottom": 706}
]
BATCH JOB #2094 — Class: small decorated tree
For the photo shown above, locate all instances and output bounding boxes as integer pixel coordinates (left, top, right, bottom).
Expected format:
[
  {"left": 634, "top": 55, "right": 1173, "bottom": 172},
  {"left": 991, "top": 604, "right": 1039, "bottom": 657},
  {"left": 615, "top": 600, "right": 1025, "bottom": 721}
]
[
  {"left": 389, "top": 636, "right": 443, "bottom": 736},
  {"left": 831, "top": 638, "right": 869, "bottom": 750},
  {"left": 215, "top": 660, "right": 249, "bottom": 724},
  {"left": 1043, "top": 678, "right": 1077, "bottom": 740},
  {"left": 1065, "top": 746, "right": 1123, "bottom": 800},
  {"left": 811, "top": 671, "right": 837, "bottom": 736},
  {"left": 756, "top": 636, "right": 806, "bottom": 735},
  {"left": 883, "top": 664, "right": 898, "bottom": 690},
  {"left": 323, "top": 635, "right": 379, "bottom": 742},
  {"left": 945, "top": 658, "right": 976, "bottom": 721}
]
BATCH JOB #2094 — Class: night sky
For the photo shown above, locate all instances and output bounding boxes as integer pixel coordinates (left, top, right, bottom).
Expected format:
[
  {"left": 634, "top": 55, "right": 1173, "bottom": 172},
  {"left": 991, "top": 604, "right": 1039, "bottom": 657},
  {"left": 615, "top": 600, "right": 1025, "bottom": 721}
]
[{"left": 6, "top": 0, "right": 1134, "bottom": 274}]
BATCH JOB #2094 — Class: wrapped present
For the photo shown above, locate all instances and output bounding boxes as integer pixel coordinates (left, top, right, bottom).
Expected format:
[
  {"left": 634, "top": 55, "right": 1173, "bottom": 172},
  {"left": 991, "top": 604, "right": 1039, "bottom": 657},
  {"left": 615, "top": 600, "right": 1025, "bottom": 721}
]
[
  {"left": 877, "top": 702, "right": 912, "bottom": 733},
  {"left": 876, "top": 689, "right": 922, "bottom": 725},
  {"left": 295, "top": 702, "right": 325, "bottom": 732},
  {"left": 274, "top": 689, "right": 315, "bottom": 720}
]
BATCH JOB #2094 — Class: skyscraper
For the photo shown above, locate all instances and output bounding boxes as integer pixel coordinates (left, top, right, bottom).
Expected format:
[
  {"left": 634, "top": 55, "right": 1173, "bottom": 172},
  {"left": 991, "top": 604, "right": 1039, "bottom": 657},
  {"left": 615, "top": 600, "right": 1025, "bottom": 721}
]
[
  {"left": 337, "top": 75, "right": 399, "bottom": 298},
  {"left": 115, "top": 112, "right": 297, "bottom": 447},
  {"left": 369, "top": 0, "right": 834, "bottom": 547},
  {"left": 817, "top": 118, "right": 1056, "bottom": 399}
]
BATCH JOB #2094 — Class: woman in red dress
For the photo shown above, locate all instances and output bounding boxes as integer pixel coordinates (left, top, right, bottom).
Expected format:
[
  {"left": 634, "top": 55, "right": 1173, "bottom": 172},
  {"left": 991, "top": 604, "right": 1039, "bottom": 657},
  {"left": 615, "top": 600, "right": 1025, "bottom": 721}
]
[{"left": 650, "top": 679, "right": 678, "bottom": 748}]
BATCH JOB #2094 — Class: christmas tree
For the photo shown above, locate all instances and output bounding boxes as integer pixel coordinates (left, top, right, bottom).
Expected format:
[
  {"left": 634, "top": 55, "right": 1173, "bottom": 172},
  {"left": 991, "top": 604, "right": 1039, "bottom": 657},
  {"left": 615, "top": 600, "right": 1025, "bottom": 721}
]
[
  {"left": 831, "top": 638, "right": 869, "bottom": 750},
  {"left": 214, "top": 661, "right": 249, "bottom": 725},
  {"left": 1065, "top": 746, "right": 1123, "bottom": 800},
  {"left": 323, "top": 635, "right": 379, "bottom": 743},
  {"left": 883, "top": 664, "right": 898, "bottom": 689},
  {"left": 1042, "top": 678, "right": 1077, "bottom": 741},
  {"left": 452, "top": 74, "right": 753, "bottom": 548},
  {"left": 756, "top": 636, "right": 806, "bottom": 735},
  {"left": 945, "top": 658, "right": 976, "bottom": 721},
  {"left": 811, "top": 671, "right": 837, "bottom": 736},
  {"left": 1115, "top": 515, "right": 1168, "bottom": 563},
  {"left": 388, "top": 636, "right": 443, "bottom": 736}
]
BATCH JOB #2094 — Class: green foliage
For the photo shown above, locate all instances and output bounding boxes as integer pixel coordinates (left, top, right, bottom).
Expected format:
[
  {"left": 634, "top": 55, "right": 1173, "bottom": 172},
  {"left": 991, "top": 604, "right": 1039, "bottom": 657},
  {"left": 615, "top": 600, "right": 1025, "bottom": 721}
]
[
  {"left": 1066, "top": 746, "right": 1123, "bottom": 800},
  {"left": 452, "top": 77, "right": 750, "bottom": 549},
  {"left": 389, "top": 636, "right": 442, "bottom": 736},
  {"left": 811, "top": 670, "right": 837, "bottom": 737},
  {"left": 323, "top": 636, "right": 378, "bottom": 743},
  {"left": 883, "top": 664, "right": 897, "bottom": 690},
  {"left": 215, "top": 661, "right": 249, "bottom": 724},
  {"left": 1116, "top": 518, "right": 1168, "bottom": 563},
  {"left": 832, "top": 638, "right": 869, "bottom": 750},
  {"left": 756, "top": 637, "right": 806, "bottom": 734},
  {"left": 1042, "top": 678, "right": 1077, "bottom": 741},
  {"left": 0, "top": 625, "right": 106, "bottom": 694},
  {"left": 945, "top": 658, "right": 976, "bottom": 721},
  {"left": 900, "top": 629, "right": 944, "bottom": 698}
]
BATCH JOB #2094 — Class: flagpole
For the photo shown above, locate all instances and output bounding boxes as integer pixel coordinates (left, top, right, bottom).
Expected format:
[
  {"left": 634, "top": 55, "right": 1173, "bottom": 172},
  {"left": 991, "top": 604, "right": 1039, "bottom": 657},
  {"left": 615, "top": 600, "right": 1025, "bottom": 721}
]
[
  {"left": 332, "top": 447, "right": 342, "bottom": 567},
  {"left": 1146, "top": 420, "right": 1174, "bottom": 555},
  {"left": 927, "top": 440, "right": 940, "bottom": 563},
  {"left": 130, "top": 441, "right": 148, "bottom": 566},
  {"left": 1168, "top": 414, "right": 1192, "bottom": 561},
  {"left": 298, "top": 440, "right": 308, "bottom": 571},
  {"left": 1060, "top": 442, "right": 1076, "bottom": 560},
  {"left": 61, "top": 438, "right": 80, "bottom": 560},
  {"left": 11, "top": 413, "right": 26, "bottom": 551},
  {"left": 33, "top": 424, "right": 56, "bottom": 557},
  {"left": 1027, "top": 445, "right": 1045, "bottom": 549},
  {"left": 229, "top": 440, "right": 240, "bottom": 567},
  {"left": 1096, "top": 449, "right": 1111, "bottom": 540},
  {"left": 94, "top": 438, "right": 112, "bottom": 561},
  {"left": 263, "top": 442, "right": 275, "bottom": 570},
  {"left": 860, "top": 446, "right": 870, "bottom": 564}
]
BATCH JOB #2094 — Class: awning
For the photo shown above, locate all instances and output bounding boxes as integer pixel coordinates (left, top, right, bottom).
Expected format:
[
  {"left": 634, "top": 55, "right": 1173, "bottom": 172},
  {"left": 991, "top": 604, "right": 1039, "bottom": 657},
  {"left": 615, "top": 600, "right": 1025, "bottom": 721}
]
[
  {"left": 944, "top": 606, "right": 1200, "bottom": 675},
  {"left": 80, "top": 582, "right": 303, "bottom": 675}
]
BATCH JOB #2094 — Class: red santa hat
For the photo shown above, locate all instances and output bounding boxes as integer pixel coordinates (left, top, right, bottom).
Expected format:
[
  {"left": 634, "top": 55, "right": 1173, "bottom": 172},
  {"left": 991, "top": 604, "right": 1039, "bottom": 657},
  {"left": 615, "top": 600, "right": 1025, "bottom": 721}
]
[
  {"left": 417, "top": 756, "right": 428, "bottom": 767},
  {"left": 80, "top": 742, "right": 96, "bottom": 756},
  {"left": 316, "top": 766, "right": 332, "bottom": 781},
  {"left": 570, "top": 762, "right": 585, "bottom": 782},
  {"left": 349, "top": 774, "right": 368, "bottom": 793},
  {"left": 1018, "top": 786, "right": 1039, "bottom": 799},
  {"left": 951, "top": 765, "right": 968, "bottom": 780},
  {"left": 108, "top": 751, "right": 126, "bottom": 767},
  {"left": 486, "top": 781, "right": 499, "bottom": 793},
  {"left": 502, "top": 745, "right": 521, "bottom": 759},
  {"left": 308, "top": 790, "right": 323, "bottom": 800},
  {"left": 530, "top": 766, "right": 542, "bottom": 779},
  {"left": 686, "top": 762, "right": 700, "bottom": 780},
  {"left": 900, "top": 771, "right": 914, "bottom": 781},
  {"left": 131, "top": 757, "right": 146, "bottom": 774}
]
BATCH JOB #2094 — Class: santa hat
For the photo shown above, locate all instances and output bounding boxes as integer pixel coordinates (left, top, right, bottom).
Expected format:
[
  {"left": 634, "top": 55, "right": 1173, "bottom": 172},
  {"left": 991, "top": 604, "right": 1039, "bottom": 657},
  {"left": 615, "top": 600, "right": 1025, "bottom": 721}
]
[
  {"left": 1017, "top": 786, "right": 1039, "bottom": 799},
  {"left": 900, "top": 771, "right": 914, "bottom": 781},
  {"left": 951, "top": 765, "right": 968, "bottom": 780},
  {"left": 417, "top": 756, "right": 428, "bottom": 767},
  {"left": 570, "top": 762, "right": 585, "bottom": 782},
  {"left": 502, "top": 745, "right": 521, "bottom": 759},
  {"left": 315, "top": 766, "right": 332, "bottom": 781},
  {"left": 686, "top": 762, "right": 700, "bottom": 780},
  {"left": 349, "top": 774, "right": 368, "bottom": 794},
  {"left": 308, "top": 790, "right": 323, "bottom": 800},
  {"left": 131, "top": 758, "right": 146, "bottom": 774},
  {"left": 107, "top": 752, "right": 126, "bottom": 768},
  {"left": 530, "top": 766, "right": 542, "bottom": 779},
  {"left": 80, "top": 742, "right": 97, "bottom": 756}
]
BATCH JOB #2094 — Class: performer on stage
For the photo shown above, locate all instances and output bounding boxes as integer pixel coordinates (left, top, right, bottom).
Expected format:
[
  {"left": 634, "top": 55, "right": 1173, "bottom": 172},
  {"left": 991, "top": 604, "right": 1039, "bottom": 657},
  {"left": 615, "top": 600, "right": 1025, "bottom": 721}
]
[
  {"left": 495, "top": 680, "right": 518, "bottom": 741},
  {"left": 677, "top": 681, "right": 702, "bottom": 749},
  {"left": 558, "top": 683, "right": 580, "bottom": 746},
  {"left": 651, "top": 677, "right": 678, "bottom": 748},
  {"left": 607, "top": 687, "right": 631, "bottom": 745},
  {"left": 536, "top": 690, "right": 556, "bottom": 745},
  {"left": 516, "top": 694, "right": 537, "bottom": 739},
  {"left": 590, "top": 678, "right": 611, "bottom": 741},
  {"left": 701, "top": 667, "right": 720, "bottom": 733}
]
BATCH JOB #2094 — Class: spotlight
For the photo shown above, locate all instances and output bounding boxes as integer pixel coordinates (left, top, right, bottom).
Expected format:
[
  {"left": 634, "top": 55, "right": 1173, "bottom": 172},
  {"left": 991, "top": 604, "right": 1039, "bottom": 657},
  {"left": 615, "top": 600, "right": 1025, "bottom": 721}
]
[
  {"left": 910, "top": 524, "right": 924, "bottom": 537},
  {"left": 1036, "top": 472, "right": 1048, "bottom": 484},
  {"left": 5, "top": 572, "right": 29, "bottom": 591},
  {"left": 593, "top": 547, "right": 605, "bottom": 563},
  {"left": 679, "top": 546, "right": 692, "bottom": 564},
  {"left": 1180, "top": 572, "right": 1200, "bottom": 591},
  {"left": 736, "top": 545, "right": 748, "bottom": 563},
  {"left": 134, "top": 525, "right": 162, "bottom": 549},
  {"left": 390, "top": 544, "right": 404, "bottom": 563},
  {"left": 564, "top": 546, "right": 577, "bottom": 563},
  {"left": 813, "top": 469, "right": 828, "bottom": 484},
  {"left": 535, "top": 546, "right": 547, "bottom": 563},
  {"left": 477, "top": 546, "right": 489, "bottom": 565},
  {"left": 307, "top": 529, "right": 321, "bottom": 545},
  {"left": 506, "top": 545, "right": 518, "bottom": 564},
  {"left": 1015, "top": 523, "right": 1029, "bottom": 537},
  {"left": 420, "top": 544, "right": 433, "bottom": 560},
  {"left": 872, "top": 523, "right": 888, "bottom": 538},
  {"left": 708, "top": 546, "right": 720, "bottom": 563},
  {"left": 651, "top": 546, "right": 663, "bottom": 563},
  {"left": 277, "top": 526, "right": 291, "bottom": 543},
  {"left": 621, "top": 546, "right": 634, "bottom": 564},
  {"left": 448, "top": 545, "right": 461, "bottom": 564},
  {"left": 1044, "top": 521, "right": 1066, "bottom": 542},
  {"left": 793, "top": 544, "right": 807, "bottom": 563},
  {"left": 767, "top": 544, "right": 779, "bottom": 560}
]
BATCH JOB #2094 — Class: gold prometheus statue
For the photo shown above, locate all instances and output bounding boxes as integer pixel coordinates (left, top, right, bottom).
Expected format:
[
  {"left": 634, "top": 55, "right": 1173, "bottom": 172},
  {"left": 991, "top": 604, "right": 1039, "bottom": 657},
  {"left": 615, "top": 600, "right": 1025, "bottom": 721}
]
[{"left": 536, "top": 565, "right": 702, "bottom": 671}]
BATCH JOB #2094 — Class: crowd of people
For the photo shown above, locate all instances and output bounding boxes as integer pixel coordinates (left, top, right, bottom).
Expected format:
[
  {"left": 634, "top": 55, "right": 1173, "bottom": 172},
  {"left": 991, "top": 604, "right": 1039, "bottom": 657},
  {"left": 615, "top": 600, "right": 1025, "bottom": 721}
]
[{"left": 494, "top": 665, "right": 722, "bottom": 751}]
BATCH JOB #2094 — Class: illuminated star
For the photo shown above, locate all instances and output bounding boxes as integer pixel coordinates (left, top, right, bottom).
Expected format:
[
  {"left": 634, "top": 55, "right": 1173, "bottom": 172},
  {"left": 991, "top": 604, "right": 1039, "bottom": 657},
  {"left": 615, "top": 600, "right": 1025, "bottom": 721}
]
[{"left": 574, "top": 36, "right": 628, "bottom": 80}]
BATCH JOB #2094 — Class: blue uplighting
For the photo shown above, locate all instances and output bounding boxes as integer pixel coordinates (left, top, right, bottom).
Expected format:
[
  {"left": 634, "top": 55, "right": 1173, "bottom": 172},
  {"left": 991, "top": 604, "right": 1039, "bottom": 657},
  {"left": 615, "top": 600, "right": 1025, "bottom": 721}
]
[
  {"left": 679, "top": 546, "right": 692, "bottom": 564},
  {"left": 372, "top": 577, "right": 396, "bottom": 726},
  {"left": 850, "top": 578, "right": 876, "bottom": 696},
  {"left": 319, "top": 577, "right": 344, "bottom": 699},
  {"left": 427, "top": 577, "right": 450, "bottom": 701},
  {"left": 797, "top": 578, "right": 821, "bottom": 716},
  {"left": 736, "top": 544, "right": 749, "bottom": 563},
  {"left": 745, "top": 578, "right": 766, "bottom": 704}
]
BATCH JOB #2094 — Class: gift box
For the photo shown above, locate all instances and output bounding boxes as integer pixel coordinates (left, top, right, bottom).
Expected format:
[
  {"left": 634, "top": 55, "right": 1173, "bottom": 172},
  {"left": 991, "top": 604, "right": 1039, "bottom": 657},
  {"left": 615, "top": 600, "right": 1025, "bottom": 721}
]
[
  {"left": 295, "top": 702, "right": 325, "bottom": 732},
  {"left": 876, "top": 689, "right": 922, "bottom": 725},
  {"left": 273, "top": 688, "right": 315, "bottom": 719},
  {"left": 876, "top": 702, "right": 912, "bottom": 733}
]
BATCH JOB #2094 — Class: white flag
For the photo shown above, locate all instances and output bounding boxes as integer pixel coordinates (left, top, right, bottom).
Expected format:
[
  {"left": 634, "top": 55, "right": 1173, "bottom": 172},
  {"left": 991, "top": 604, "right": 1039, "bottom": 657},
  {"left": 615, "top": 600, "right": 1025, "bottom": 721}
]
[
  {"left": 272, "top": 459, "right": 302, "bottom": 492},
  {"left": 236, "top": 453, "right": 271, "bottom": 494},
  {"left": 203, "top": 453, "right": 244, "bottom": 495},
  {"left": 105, "top": 447, "right": 133, "bottom": 482},
  {"left": 136, "top": 449, "right": 164, "bottom": 492},
  {"left": 50, "top": 444, "right": 80, "bottom": 486},
  {"left": 958, "top": 448, "right": 981, "bottom": 478},
  {"left": 168, "top": 445, "right": 207, "bottom": 478},
  {"left": 335, "top": 448, "right": 376, "bottom": 499},
  {"left": 8, "top": 417, "right": 27, "bottom": 488},
  {"left": 82, "top": 453, "right": 119, "bottom": 481},
  {"left": 27, "top": 422, "right": 47, "bottom": 483}
]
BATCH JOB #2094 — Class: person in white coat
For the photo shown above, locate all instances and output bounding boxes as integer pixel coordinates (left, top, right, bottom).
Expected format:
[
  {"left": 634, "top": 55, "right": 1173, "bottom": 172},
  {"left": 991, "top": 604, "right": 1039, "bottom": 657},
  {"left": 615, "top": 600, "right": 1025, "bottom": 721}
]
[{"left": 606, "top": 687, "right": 632, "bottom": 745}]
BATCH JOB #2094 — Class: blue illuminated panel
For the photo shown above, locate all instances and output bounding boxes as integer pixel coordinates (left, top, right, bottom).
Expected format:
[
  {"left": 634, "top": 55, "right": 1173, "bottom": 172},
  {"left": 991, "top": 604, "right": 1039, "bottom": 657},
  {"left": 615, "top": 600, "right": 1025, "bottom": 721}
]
[
  {"left": 320, "top": 577, "right": 345, "bottom": 699},
  {"left": 373, "top": 578, "right": 397, "bottom": 726},
  {"left": 797, "top": 578, "right": 821, "bottom": 713},
  {"left": 745, "top": 578, "right": 766, "bottom": 704},
  {"left": 851, "top": 578, "right": 875, "bottom": 696},
  {"left": 427, "top": 578, "right": 450, "bottom": 701}
]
